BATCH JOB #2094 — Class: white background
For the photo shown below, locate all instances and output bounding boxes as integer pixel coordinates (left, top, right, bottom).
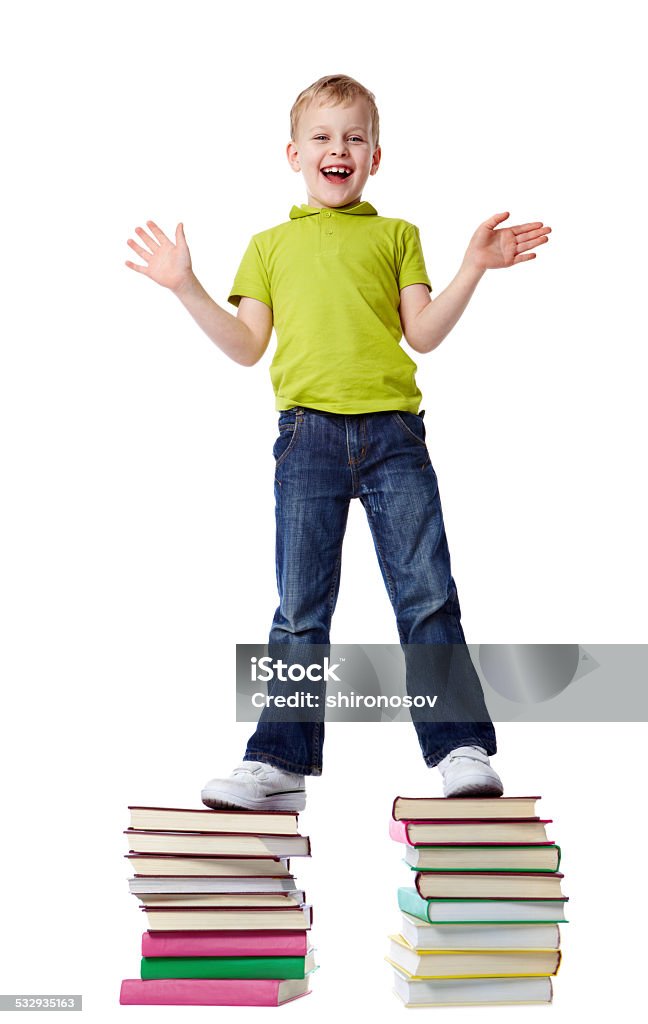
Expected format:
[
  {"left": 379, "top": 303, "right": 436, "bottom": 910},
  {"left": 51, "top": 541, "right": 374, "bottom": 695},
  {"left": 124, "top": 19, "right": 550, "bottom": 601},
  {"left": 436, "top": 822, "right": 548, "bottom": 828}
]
[{"left": 1, "top": 0, "right": 646, "bottom": 1019}]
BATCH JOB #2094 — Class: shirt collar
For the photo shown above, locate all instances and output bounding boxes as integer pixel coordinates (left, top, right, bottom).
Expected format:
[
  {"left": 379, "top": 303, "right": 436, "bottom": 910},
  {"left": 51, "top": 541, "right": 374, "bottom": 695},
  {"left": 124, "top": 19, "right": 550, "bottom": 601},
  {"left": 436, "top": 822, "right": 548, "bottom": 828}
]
[{"left": 289, "top": 201, "right": 378, "bottom": 219}]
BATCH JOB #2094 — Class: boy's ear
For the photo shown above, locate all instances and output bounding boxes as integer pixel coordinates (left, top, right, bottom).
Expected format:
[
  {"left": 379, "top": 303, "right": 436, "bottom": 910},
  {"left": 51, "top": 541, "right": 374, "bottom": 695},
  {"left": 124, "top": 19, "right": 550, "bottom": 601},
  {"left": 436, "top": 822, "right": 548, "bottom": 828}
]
[
  {"left": 370, "top": 145, "right": 382, "bottom": 176},
  {"left": 286, "top": 141, "right": 301, "bottom": 173}
]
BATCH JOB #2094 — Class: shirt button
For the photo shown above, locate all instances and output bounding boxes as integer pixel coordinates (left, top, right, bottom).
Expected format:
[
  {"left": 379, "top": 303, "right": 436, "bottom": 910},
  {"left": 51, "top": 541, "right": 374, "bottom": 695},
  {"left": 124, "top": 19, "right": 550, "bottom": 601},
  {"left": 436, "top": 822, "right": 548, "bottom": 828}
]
[{"left": 324, "top": 211, "right": 331, "bottom": 218}]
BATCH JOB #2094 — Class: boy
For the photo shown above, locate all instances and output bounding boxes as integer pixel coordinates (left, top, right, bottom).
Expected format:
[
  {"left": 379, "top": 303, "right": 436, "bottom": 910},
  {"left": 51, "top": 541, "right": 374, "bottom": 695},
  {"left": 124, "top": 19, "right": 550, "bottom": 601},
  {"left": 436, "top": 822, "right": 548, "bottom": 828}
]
[{"left": 126, "top": 74, "right": 550, "bottom": 812}]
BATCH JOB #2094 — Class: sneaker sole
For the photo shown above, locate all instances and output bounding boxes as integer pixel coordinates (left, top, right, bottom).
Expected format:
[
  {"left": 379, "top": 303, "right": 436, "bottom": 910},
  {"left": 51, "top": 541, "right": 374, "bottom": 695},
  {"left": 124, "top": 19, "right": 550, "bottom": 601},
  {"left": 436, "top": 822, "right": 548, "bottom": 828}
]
[
  {"left": 443, "top": 774, "right": 504, "bottom": 798},
  {"left": 200, "top": 787, "right": 306, "bottom": 813}
]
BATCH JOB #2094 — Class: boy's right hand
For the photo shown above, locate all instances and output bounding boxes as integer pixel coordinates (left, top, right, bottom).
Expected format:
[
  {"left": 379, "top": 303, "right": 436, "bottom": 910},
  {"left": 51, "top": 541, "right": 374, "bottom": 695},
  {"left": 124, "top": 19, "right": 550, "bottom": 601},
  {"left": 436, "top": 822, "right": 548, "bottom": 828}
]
[{"left": 125, "top": 220, "right": 193, "bottom": 294}]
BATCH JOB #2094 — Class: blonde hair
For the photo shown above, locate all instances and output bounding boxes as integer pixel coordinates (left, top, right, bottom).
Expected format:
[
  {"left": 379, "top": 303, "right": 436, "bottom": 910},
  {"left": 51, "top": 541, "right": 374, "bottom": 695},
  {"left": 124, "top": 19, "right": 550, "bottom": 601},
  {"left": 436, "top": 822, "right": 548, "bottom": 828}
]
[{"left": 290, "top": 74, "right": 380, "bottom": 148}]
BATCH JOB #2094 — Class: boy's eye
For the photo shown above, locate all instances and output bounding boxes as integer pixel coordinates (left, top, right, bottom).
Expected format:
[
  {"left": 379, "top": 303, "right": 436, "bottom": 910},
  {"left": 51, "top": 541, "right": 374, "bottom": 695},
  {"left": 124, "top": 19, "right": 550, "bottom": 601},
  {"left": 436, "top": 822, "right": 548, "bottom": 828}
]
[{"left": 312, "top": 135, "right": 365, "bottom": 142}]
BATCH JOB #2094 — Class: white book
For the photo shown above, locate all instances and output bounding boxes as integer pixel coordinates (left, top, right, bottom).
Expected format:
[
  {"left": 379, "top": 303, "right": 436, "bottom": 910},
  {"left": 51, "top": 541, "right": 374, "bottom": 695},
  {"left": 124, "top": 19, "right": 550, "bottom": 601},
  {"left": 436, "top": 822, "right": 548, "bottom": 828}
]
[
  {"left": 400, "top": 913, "right": 561, "bottom": 951},
  {"left": 392, "top": 968, "right": 553, "bottom": 1006}
]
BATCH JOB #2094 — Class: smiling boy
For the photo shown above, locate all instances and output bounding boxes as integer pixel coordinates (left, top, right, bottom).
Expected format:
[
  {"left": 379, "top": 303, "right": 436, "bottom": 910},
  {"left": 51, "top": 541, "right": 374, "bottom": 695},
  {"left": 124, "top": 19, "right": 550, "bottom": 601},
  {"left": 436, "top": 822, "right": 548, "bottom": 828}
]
[{"left": 126, "top": 74, "right": 550, "bottom": 811}]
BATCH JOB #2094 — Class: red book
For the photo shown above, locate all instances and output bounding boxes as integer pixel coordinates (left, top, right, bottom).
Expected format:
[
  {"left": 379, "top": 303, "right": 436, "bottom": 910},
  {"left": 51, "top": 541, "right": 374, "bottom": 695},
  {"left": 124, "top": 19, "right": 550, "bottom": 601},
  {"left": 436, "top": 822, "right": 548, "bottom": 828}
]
[{"left": 389, "top": 817, "right": 552, "bottom": 846}]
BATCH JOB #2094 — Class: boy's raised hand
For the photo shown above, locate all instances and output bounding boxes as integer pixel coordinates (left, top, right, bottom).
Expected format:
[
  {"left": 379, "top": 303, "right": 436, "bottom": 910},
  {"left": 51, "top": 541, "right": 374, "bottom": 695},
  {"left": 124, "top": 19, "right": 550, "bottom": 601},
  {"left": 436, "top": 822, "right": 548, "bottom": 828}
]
[
  {"left": 464, "top": 212, "right": 551, "bottom": 272},
  {"left": 125, "top": 220, "right": 192, "bottom": 293}
]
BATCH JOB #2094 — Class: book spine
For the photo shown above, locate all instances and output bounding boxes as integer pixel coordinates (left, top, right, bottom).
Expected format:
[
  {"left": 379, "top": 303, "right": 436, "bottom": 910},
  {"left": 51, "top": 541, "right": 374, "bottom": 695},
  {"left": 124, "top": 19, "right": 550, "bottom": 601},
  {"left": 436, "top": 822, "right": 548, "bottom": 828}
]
[
  {"left": 141, "top": 956, "right": 306, "bottom": 980},
  {"left": 397, "top": 886, "right": 433, "bottom": 922},
  {"left": 141, "top": 930, "right": 308, "bottom": 958},
  {"left": 389, "top": 819, "right": 409, "bottom": 844}
]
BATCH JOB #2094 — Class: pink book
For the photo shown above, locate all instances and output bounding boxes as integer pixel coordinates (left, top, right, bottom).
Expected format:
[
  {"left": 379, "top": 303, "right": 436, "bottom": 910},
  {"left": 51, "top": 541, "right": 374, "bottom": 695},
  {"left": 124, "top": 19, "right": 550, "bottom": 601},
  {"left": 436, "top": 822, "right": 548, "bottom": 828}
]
[
  {"left": 141, "top": 929, "right": 308, "bottom": 958},
  {"left": 119, "top": 978, "right": 311, "bottom": 1006},
  {"left": 389, "top": 818, "right": 409, "bottom": 844}
]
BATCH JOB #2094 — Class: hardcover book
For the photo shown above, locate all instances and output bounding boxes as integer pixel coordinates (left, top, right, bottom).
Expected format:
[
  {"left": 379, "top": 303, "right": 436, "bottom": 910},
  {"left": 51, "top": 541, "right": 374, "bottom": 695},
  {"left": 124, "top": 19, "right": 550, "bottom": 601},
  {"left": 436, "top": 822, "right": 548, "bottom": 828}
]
[
  {"left": 140, "top": 949, "right": 317, "bottom": 980},
  {"left": 386, "top": 933, "right": 561, "bottom": 979},
  {"left": 119, "top": 977, "right": 311, "bottom": 1006},
  {"left": 141, "top": 929, "right": 310, "bottom": 958},
  {"left": 398, "top": 887, "right": 568, "bottom": 924},
  {"left": 128, "top": 806, "right": 300, "bottom": 835},
  {"left": 390, "top": 818, "right": 551, "bottom": 846},
  {"left": 392, "top": 796, "right": 540, "bottom": 821},
  {"left": 125, "top": 829, "right": 311, "bottom": 858}
]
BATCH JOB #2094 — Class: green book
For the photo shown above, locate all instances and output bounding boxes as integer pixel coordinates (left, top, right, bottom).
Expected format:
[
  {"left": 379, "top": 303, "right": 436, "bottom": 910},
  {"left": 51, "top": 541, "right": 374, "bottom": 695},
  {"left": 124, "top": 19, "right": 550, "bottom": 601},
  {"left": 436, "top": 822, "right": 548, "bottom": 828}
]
[{"left": 140, "top": 951, "right": 316, "bottom": 980}]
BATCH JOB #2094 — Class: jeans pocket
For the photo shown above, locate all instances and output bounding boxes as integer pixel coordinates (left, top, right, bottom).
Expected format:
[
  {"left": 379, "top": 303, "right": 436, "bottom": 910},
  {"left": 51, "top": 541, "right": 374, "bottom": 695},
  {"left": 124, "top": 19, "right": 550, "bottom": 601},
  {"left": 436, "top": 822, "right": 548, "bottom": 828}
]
[
  {"left": 393, "top": 411, "right": 427, "bottom": 446},
  {"left": 273, "top": 408, "right": 303, "bottom": 467}
]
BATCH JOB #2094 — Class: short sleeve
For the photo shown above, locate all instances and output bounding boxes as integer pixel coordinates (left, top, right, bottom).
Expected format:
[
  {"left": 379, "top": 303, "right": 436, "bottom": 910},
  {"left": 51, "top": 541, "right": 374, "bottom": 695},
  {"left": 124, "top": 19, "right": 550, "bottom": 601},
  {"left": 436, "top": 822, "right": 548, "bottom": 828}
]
[
  {"left": 228, "top": 236, "right": 272, "bottom": 309},
  {"left": 398, "top": 224, "right": 432, "bottom": 293}
]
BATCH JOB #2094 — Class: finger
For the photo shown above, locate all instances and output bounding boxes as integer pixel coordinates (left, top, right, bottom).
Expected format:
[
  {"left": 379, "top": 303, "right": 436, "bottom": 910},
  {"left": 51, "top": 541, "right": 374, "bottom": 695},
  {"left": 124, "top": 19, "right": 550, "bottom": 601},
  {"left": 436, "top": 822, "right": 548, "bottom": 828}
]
[
  {"left": 512, "top": 252, "right": 537, "bottom": 264},
  {"left": 146, "top": 220, "right": 171, "bottom": 245},
  {"left": 514, "top": 226, "right": 552, "bottom": 244},
  {"left": 127, "top": 238, "right": 152, "bottom": 262},
  {"left": 509, "top": 221, "right": 543, "bottom": 234},
  {"left": 484, "top": 211, "right": 510, "bottom": 229},
  {"left": 516, "top": 235, "right": 549, "bottom": 254},
  {"left": 175, "top": 222, "right": 186, "bottom": 246},
  {"left": 125, "top": 259, "right": 149, "bottom": 274},
  {"left": 135, "top": 225, "right": 159, "bottom": 251}
]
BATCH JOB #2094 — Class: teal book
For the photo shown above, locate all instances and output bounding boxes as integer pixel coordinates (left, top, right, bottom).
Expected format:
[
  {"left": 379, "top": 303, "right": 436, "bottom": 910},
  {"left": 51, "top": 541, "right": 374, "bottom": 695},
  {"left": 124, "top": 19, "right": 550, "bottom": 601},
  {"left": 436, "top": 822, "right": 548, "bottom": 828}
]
[{"left": 397, "top": 887, "right": 568, "bottom": 924}]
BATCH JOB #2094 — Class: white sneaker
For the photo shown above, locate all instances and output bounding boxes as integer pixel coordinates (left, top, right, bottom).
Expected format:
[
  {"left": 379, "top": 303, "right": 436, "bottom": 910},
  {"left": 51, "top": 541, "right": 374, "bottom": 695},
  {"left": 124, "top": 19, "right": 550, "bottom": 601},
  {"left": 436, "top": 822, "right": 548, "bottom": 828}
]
[
  {"left": 438, "top": 746, "right": 503, "bottom": 798},
  {"left": 201, "top": 761, "right": 306, "bottom": 812}
]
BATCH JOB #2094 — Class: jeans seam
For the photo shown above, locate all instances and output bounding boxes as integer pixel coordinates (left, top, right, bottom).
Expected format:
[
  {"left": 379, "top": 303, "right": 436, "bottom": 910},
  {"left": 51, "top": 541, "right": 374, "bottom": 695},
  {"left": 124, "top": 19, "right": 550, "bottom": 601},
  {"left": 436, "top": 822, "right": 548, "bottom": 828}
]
[
  {"left": 366, "top": 518, "right": 402, "bottom": 638},
  {"left": 326, "top": 543, "right": 344, "bottom": 625}
]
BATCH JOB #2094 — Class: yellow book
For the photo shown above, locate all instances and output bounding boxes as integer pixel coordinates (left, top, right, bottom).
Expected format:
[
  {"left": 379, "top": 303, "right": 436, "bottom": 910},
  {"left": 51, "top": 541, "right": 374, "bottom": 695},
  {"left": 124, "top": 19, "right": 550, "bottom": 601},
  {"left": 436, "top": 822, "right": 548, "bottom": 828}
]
[{"left": 386, "top": 933, "right": 561, "bottom": 979}]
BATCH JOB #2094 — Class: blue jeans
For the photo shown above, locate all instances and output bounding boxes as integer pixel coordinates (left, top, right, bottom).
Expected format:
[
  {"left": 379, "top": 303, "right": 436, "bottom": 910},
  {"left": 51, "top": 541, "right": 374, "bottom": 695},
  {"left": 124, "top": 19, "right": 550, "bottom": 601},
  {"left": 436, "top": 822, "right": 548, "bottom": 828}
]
[{"left": 244, "top": 407, "right": 496, "bottom": 775}]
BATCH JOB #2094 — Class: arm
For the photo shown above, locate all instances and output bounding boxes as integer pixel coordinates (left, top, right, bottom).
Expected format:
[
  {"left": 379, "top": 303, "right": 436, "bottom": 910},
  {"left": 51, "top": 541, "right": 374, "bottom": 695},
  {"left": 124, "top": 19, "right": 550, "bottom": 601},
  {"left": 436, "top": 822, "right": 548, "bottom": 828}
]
[
  {"left": 399, "top": 212, "right": 551, "bottom": 354},
  {"left": 126, "top": 220, "right": 272, "bottom": 366}
]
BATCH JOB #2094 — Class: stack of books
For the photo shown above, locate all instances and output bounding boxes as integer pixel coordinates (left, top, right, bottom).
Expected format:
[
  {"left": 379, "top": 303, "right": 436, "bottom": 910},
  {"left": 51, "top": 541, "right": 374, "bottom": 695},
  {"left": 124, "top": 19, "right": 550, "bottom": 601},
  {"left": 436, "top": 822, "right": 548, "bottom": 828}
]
[
  {"left": 119, "top": 805, "right": 316, "bottom": 1006},
  {"left": 386, "top": 795, "right": 567, "bottom": 1007}
]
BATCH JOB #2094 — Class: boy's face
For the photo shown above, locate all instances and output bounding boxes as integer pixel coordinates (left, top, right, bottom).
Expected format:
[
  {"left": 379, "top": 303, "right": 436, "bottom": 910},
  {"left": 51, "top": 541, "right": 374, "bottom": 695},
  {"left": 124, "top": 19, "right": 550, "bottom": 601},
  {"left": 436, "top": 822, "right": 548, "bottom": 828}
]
[{"left": 287, "top": 96, "right": 381, "bottom": 209}]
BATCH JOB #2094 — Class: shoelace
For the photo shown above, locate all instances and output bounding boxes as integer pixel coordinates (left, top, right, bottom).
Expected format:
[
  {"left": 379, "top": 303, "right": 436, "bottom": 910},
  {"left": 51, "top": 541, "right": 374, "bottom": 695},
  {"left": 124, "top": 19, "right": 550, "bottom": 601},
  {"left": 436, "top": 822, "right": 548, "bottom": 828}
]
[
  {"left": 446, "top": 748, "right": 488, "bottom": 764},
  {"left": 231, "top": 763, "right": 272, "bottom": 780}
]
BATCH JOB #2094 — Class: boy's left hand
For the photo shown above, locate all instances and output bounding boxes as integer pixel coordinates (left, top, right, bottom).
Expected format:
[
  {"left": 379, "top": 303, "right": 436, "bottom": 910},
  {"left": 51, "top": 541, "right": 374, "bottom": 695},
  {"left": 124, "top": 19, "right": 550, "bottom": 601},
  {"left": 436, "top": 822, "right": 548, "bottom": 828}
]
[{"left": 464, "top": 212, "right": 551, "bottom": 272}]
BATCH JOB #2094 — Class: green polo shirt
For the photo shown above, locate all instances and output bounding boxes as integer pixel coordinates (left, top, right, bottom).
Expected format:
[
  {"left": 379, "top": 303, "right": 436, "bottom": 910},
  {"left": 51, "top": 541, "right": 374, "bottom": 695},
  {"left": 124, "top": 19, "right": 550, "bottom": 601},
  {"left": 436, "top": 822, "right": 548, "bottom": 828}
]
[{"left": 228, "top": 201, "right": 432, "bottom": 413}]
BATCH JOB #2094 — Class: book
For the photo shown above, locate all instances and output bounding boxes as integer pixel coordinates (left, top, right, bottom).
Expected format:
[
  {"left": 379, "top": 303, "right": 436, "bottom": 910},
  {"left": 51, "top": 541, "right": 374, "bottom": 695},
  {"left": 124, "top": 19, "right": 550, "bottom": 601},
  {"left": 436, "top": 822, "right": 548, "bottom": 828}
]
[
  {"left": 140, "top": 949, "right": 317, "bottom": 980},
  {"left": 134, "top": 891, "right": 306, "bottom": 907},
  {"left": 386, "top": 933, "right": 561, "bottom": 979},
  {"left": 128, "top": 806, "right": 299, "bottom": 835},
  {"left": 119, "top": 977, "right": 311, "bottom": 1006},
  {"left": 125, "top": 830, "right": 311, "bottom": 858},
  {"left": 398, "top": 887, "right": 568, "bottom": 923},
  {"left": 392, "top": 796, "right": 540, "bottom": 821},
  {"left": 141, "top": 929, "right": 309, "bottom": 958},
  {"left": 391, "top": 969, "right": 553, "bottom": 1006},
  {"left": 404, "top": 843, "right": 561, "bottom": 872},
  {"left": 399, "top": 913, "right": 561, "bottom": 951},
  {"left": 126, "top": 854, "right": 292, "bottom": 876},
  {"left": 129, "top": 875, "right": 299, "bottom": 895},
  {"left": 415, "top": 871, "right": 566, "bottom": 900},
  {"left": 142, "top": 904, "right": 313, "bottom": 931},
  {"left": 390, "top": 818, "right": 551, "bottom": 845}
]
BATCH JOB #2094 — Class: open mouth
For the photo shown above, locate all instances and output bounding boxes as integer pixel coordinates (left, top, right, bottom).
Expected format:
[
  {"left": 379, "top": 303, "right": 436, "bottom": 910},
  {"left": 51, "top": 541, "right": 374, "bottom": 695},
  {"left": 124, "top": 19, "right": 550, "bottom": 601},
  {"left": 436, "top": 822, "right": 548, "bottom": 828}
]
[{"left": 321, "top": 166, "right": 353, "bottom": 184}]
